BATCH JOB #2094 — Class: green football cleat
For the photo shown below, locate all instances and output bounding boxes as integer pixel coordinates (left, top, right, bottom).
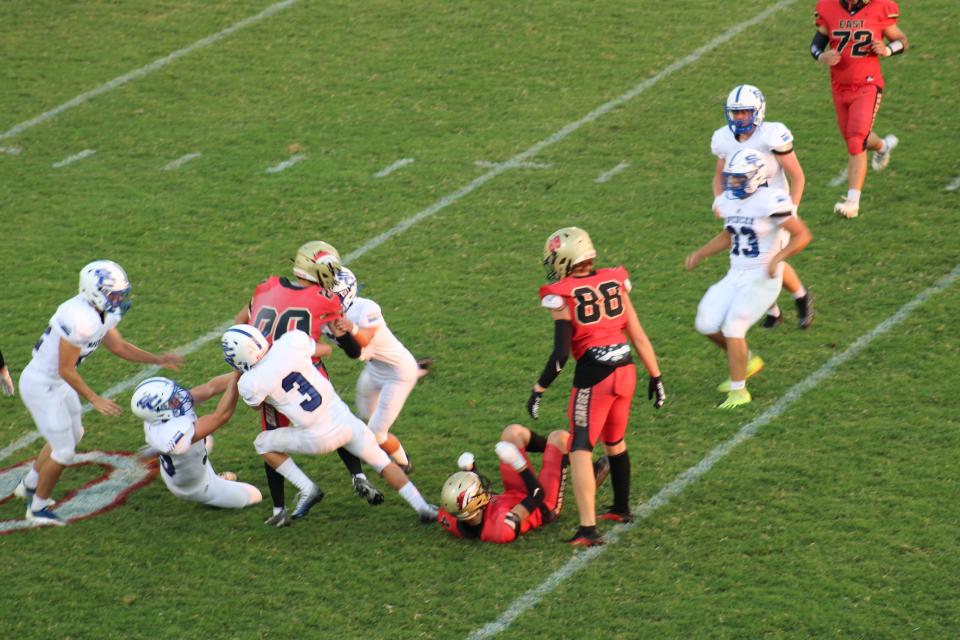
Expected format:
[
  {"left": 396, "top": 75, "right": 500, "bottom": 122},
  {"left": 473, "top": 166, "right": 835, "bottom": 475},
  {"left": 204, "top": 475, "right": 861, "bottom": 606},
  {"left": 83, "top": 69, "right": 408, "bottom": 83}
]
[
  {"left": 717, "top": 355, "right": 764, "bottom": 393},
  {"left": 718, "top": 388, "right": 752, "bottom": 409}
]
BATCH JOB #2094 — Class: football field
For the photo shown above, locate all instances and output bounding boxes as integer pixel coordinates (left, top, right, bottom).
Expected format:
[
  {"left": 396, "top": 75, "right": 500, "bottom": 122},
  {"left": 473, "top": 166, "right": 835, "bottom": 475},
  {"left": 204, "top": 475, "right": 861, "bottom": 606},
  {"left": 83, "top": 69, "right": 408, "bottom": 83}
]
[{"left": 2, "top": 1, "right": 958, "bottom": 638}]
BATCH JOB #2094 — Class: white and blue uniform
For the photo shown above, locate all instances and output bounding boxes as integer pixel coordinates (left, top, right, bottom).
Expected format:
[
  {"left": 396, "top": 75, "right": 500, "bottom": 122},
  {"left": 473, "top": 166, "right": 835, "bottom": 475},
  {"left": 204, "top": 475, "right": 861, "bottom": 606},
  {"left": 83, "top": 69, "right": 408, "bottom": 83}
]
[
  {"left": 144, "top": 414, "right": 260, "bottom": 509},
  {"left": 323, "top": 296, "right": 419, "bottom": 443},
  {"left": 695, "top": 188, "right": 797, "bottom": 339},
  {"left": 711, "top": 121, "right": 795, "bottom": 192},
  {"left": 19, "top": 295, "right": 122, "bottom": 464},
  {"left": 239, "top": 331, "right": 390, "bottom": 471}
]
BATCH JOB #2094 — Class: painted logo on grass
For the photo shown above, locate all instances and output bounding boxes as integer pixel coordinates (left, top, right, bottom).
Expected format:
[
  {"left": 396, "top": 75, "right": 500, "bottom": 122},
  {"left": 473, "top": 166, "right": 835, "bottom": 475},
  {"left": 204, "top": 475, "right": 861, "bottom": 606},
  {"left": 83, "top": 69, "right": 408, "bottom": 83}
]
[{"left": 0, "top": 451, "right": 157, "bottom": 534}]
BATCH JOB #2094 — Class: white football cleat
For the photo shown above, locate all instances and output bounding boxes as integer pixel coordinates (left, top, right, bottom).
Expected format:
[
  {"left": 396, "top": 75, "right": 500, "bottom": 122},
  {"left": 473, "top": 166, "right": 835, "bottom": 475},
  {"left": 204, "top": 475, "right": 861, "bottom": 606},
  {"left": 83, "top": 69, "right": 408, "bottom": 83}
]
[
  {"left": 872, "top": 134, "right": 898, "bottom": 172},
  {"left": 13, "top": 479, "right": 35, "bottom": 501},
  {"left": 834, "top": 199, "right": 860, "bottom": 219}
]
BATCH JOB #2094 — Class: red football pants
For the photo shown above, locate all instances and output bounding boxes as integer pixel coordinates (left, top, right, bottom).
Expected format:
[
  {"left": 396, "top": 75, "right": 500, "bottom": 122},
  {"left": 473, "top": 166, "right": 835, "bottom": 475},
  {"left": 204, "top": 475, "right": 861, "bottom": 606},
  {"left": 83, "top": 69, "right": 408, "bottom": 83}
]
[
  {"left": 831, "top": 82, "right": 883, "bottom": 155},
  {"left": 567, "top": 363, "right": 637, "bottom": 451}
]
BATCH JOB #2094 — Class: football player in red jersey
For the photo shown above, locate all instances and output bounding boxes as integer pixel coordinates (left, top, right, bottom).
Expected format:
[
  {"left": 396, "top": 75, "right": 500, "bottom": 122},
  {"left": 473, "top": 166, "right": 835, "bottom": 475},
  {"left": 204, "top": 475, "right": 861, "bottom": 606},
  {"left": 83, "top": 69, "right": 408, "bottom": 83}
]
[
  {"left": 437, "top": 424, "right": 570, "bottom": 544},
  {"left": 235, "top": 241, "right": 380, "bottom": 526},
  {"left": 811, "top": 0, "right": 908, "bottom": 219},
  {"left": 527, "top": 227, "right": 664, "bottom": 546}
]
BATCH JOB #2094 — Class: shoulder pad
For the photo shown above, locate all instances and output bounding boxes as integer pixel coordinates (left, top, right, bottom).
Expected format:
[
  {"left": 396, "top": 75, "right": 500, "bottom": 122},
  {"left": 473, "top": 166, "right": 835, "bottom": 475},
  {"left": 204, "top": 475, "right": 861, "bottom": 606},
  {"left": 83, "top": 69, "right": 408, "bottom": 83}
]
[{"left": 541, "top": 294, "right": 564, "bottom": 310}]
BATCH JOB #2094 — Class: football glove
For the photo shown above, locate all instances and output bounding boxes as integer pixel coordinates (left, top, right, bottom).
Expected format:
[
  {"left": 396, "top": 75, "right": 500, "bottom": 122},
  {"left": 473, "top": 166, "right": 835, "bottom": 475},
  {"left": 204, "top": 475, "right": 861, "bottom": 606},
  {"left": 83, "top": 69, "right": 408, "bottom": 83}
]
[
  {"left": 457, "top": 452, "right": 476, "bottom": 472},
  {"left": 495, "top": 441, "right": 526, "bottom": 471},
  {"left": 526, "top": 390, "right": 543, "bottom": 420},
  {"left": 648, "top": 376, "right": 665, "bottom": 409}
]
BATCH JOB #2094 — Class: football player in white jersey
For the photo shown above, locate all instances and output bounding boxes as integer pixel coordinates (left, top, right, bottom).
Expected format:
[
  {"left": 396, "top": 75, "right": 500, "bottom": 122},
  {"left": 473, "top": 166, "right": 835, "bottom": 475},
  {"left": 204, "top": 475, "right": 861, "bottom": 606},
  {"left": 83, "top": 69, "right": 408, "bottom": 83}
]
[
  {"left": 16, "top": 260, "right": 185, "bottom": 525},
  {"left": 222, "top": 324, "right": 437, "bottom": 522},
  {"left": 131, "top": 372, "right": 262, "bottom": 509},
  {"left": 326, "top": 267, "right": 427, "bottom": 473},
  {"left": 710, "top": 84, "right": 814, "bottom": 330},
  {"left": 686, "top": 150, "right": 812, "bottom": 408}
]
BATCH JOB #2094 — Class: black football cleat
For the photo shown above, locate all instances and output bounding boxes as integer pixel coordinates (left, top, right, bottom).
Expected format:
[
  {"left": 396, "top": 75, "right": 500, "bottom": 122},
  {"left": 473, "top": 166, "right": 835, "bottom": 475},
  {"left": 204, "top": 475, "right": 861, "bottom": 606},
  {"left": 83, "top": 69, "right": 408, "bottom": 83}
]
[
  {"left": 567, "top": 526, "right": 604, "bottom": 547},
  {"left": 762, "top": 312, "right": 783, "bottom": 329},
  {"left": 599, "top": 506, "right": 634, "bottom": 524},
  {"left": 795, "top": 292, "right": 815, "bottom": 330}
]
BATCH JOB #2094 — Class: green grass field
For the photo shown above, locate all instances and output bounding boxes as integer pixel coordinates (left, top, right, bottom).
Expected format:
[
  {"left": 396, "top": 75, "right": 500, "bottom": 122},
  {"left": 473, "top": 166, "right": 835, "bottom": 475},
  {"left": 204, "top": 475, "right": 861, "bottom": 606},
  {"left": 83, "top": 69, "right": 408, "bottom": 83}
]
[{"left": 2, "top": 1, "right": 958, "bottom": 638}]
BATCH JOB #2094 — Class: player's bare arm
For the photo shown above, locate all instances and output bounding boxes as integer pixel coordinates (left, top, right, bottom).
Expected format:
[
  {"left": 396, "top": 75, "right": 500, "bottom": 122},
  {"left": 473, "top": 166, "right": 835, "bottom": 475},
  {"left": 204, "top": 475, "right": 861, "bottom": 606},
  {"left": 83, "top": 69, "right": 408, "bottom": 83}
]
[
  {"left": 812, "top": 25, "right": 840, "bottom": 66},
  {"left": 776, "top": 151, "right": 806, "bottom": 205},
  {"left": 686, "top": 231, "right": 733, "bottom": 271},
  {"left": 58, "top": 338, "right": 121, "bottom": 416},
  {"left": 103, "top": 328, "right": 184, "bottom": 369},
  {"left": 621, "top": 295, "right": 660, "bottom": 379},
  {"left": 767, "top": 216, "right": 812, "bottom": 279},
  {"left": 192, "top": 372, "right": 242, "bottom": 441},
  {"left": 189, "top": 372, "right": 236, "bottom": 404},
  {"left": 234, "top": 306, "right": 251, "bottom": 324},
  {"left": 335, "top": 317, "right": 377, "bottom": 347},
  {"left": 872, "top": 24, "right": 908, "bottom": 57}
]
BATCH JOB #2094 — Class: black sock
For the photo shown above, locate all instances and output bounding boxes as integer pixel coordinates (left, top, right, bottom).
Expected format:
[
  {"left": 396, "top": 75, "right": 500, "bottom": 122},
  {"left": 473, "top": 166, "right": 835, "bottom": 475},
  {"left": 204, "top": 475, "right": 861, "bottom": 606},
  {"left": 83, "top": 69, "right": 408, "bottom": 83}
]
[
  {"left": 337, "top": 447, "right": 363, "bottom": 476},
  {"left": 608, "top": 450, "right": 631, "bottom": 514},
  {"left": 265, "top": 463, "right": 285, "bottom": 509},
  {"left": 526, "top": 430, "right": 548, "bottom": 453},
  {"left": 561, "top": 454, "right": 569, "bottom": 468},
  {"left": 577, "top": 524, "right": 597, "bottom": 535}
]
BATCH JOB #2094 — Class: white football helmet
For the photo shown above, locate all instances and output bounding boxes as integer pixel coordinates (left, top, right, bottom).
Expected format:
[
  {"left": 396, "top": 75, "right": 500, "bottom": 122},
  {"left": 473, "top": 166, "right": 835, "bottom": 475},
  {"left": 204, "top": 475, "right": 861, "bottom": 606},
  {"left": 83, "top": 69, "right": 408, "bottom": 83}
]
[
  {"left": 221, "top": 324, "right": 270, "bottom": 371},
  {"left": 331, "top": 267, "right": 358, "bottom": 311},
  {"left": 542, "top": 227, "right": 596, "bottom": 282},
  {"left": 723, "top": 149, "right": 767, "bottom": 199},
  {"left": 440, "top": 471, "right": 491, "bottom": 521},
  {"left": 292, "top": 241, "right": 342, "bottom": 289},
  {"left": 725, "top": 84, "right": 766, "bottom": 136},
  {"left": 131, "top": 377, "right": 195, "bottom": 422},
  {"left": 79, "top": 260, "right": 131, "bottom": 315}
]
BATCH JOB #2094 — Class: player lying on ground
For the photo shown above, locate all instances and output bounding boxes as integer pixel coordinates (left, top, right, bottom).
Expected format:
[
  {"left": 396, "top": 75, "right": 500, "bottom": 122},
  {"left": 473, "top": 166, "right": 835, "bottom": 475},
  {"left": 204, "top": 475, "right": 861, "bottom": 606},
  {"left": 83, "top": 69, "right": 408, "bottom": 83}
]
[{"left": 131, "top": 371, "right": 262, "bottom": 509}]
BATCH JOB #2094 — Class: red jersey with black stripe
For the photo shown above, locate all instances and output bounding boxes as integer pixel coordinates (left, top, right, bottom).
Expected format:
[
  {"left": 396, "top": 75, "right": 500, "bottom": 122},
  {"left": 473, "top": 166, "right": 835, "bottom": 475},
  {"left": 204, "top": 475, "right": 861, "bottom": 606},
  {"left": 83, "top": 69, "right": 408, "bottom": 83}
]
[
  {"left": 539, "top": 267, "right": 631, "bottom": 360},
  {"left": 815, "top": 0, "right": 899, "bottom": 86}
]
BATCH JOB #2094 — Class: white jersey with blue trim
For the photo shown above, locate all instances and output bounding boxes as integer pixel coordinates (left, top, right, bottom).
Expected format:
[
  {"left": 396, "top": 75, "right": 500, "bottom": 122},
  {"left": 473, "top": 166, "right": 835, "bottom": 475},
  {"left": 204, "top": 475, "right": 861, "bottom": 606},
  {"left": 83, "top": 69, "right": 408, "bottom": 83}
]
[
  {"left": 717, "top": 187, "right": 796, "bottom": 272},
  {"left": 26, "top": 294, "right": 122, "bottom": 380},
  {"left": 711, "top": 121, "right": 794, "bottom": 192},
  {"left": 144, "top": 413, "right": 208, "bottom": 489},
  {"left": 323, "top": 296, "right": 415, "bottom": 368},
  {"left": 238, "top": 330, "right": 353, "bottom": 430}
]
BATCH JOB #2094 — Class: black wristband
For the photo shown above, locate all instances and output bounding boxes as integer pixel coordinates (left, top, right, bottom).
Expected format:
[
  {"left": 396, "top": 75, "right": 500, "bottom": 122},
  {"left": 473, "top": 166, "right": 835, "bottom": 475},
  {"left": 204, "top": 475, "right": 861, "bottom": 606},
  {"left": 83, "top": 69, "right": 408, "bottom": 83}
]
[
  {"left": 811, "top": 31, "right": 829, "bottom": 60},
  {"left": 536, "top": 320, "right": 572, "bottom": 389},
  {"left": 335, "top": 333, "right": 362, "bottom": 359}
]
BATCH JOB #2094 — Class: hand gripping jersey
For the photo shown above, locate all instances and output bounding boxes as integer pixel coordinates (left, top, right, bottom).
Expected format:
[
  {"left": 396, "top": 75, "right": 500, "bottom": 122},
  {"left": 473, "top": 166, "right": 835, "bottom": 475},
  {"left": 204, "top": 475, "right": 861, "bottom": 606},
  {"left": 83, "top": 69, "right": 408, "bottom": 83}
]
[
  {"left": 539, "top": 267, "right": 632, "bottom": 361},
  {"left": 26, "top": 294, "right": 122, "bottom": 380},
  {"left": 815, "top": 0, "right": 900, "bottom": 86},
  {"left": 323, "top": 296, "right": 417, "bottom": 369},
  {"left": 238, "top": 330, "right": 354, "bottom": 431},
  {"left": 144, "top": 414, "right": 208, "bottom": 489},
  {"left": 711, "top": 121, "right": 795, "bottom": 192},
  {"left": 716, "top": 188, "right": 797, "bottom": 272}
]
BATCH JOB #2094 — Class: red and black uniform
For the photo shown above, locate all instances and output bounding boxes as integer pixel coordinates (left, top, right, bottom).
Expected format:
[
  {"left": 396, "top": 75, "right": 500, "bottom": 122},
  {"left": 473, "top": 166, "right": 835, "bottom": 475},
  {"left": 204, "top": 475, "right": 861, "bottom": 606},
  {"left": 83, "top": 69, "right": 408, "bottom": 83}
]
[
  {"left": 539, "top": 267, "right": 636, "bottom": 451},
  {"left": 437, "top": 444, "right": 566, "bottom": 544},
  {"left": 246, "top": 276, "right": 341, "bottom": 429},
  {"left": 815, "top": 0, "right": 900, "bottom": 154}
]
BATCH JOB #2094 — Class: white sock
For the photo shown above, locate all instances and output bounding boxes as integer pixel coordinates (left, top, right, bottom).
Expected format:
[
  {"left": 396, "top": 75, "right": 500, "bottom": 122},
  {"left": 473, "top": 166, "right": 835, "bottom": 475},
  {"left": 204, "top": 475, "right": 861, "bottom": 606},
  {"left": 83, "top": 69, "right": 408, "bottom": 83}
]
[
  {"left": 24, "top": 467, "right": 39, "bottom": 490},
  {"left": 398, "top": 481, "right": 429, "bottom": 512},
  {"left": 767, "top": 304, "right": 781, "bottom": 317},
  {"left": 846, "top": 189, "right": 861, "bottom": 205},
  {"left": 31, "top": 495, "right": 53, "bottom": 511},
  {"left": 791, "top": 286, "right": 807, "bottom": 300},
  {"left": 354, "top": 472, "right": 368, "bottom": 481},
  {"left": 275, "top": 459, "right": 314, "bottom": 494},
  {"left": 729, "top": 380, "right": 746, "bottom": 391},
  {"left": 273, "top": 506, "right": 284, "bottom": 516}
]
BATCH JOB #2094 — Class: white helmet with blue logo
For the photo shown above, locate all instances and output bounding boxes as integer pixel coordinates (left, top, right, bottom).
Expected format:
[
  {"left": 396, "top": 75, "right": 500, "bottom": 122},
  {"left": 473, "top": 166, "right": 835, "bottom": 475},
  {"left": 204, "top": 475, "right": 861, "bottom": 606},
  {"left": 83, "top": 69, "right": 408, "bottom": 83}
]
[
  {"left": 725, "top": 84, "right": 766, "bottom": 136},
  {"left": 131, "top": 377, "right": 195, "bottom": 422}
]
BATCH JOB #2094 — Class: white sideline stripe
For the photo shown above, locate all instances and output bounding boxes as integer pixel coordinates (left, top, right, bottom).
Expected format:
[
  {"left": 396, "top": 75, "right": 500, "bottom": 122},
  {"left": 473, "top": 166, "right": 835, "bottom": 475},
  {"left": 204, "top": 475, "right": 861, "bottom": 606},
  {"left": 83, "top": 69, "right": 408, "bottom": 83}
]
[
  {"left": 0, "top": 145, "right": 22, "bottom": 155},
  {"left": 594, "top": 161, "right": 630, "bottom": 183},
  {"left": 51, "top": 149, "right": 96, "bottom": 168},
  {"left": 0, "top": 323, "right": 232, "bottom": 461},
  {"left": 163, "top": 152, "right": 202, "bottom": 171},
  {"left": 0, "top": 0, "right": 299, "bottom": 142},
  {"left": 474, "top": 160, "right": 552, "bottom": 170},
  {"left": 829, "top": 167, "right": 848, "bottom": 187},
  {"left": 467, "top": 263, "right": 960, "bottom": 640},
  {"left": 265, "top": 154, "right": 306, "bottom": 174},
  {"left": 945, "top": 176, "right": 960, "bottom": 191},
  {"left": 1, "top": 0, "right": 797, "bottom": 460},
  {"left": 374, "top": 158, "right": 416, "bottom": 177}
]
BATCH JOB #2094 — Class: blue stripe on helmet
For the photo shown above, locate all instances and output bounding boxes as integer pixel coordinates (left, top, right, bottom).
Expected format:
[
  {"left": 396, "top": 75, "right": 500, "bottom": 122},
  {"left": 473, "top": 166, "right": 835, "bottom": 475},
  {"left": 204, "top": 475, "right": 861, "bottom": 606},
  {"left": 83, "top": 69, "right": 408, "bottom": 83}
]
[{"left": 227, "top": 327, "right": 263, "bottom": 349}]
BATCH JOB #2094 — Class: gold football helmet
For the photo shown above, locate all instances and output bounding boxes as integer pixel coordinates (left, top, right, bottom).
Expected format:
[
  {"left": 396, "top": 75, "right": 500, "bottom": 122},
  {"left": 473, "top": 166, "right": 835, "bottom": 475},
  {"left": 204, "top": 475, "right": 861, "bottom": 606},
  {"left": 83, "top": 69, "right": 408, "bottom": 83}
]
[
  {"left": 542, "top": 227, "right": 596, "bottom": 281},
  {"left": 440, "top": 471, "right": 490, "bottom": 521},
  {"left": 292, "top": 241, "right": 342, "bottom": 289}
]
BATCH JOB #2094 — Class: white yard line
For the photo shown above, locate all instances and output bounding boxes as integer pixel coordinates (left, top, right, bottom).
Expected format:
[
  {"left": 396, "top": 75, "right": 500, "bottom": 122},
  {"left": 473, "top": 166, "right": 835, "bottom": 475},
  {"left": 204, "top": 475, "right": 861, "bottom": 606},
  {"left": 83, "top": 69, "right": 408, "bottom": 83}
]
[
  {"left": 945, "top": 176, "right": 960, "bottom": 192},
  {"left": 0, "top": 0, "right": 299, "bottom": 141},
  {"left": 51, "top": 149, "right": 96, "bottom": 168},
  {"left": 474, "top": 160, "right": 552, "bottom": 170},
  {"left": 594, "top": 161, "right": 630, "bottom": 183},
  {"left": 162, "top": 152, "right": 202, "bottom": 171},
  {"left": 264, "top": 153, "right": 306, "bottom": 174},
  {"left": 374, "top": 158, "right": 416, "bottom": 178},
  {"left": 467, "top": 263, "right": 960, "bottom": 640},
  {"left": 829, "top": 167, "right": 848, "bottom": 187},
  {"left": 3, "top": 0, "right": 798, "bottom": 460}
]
